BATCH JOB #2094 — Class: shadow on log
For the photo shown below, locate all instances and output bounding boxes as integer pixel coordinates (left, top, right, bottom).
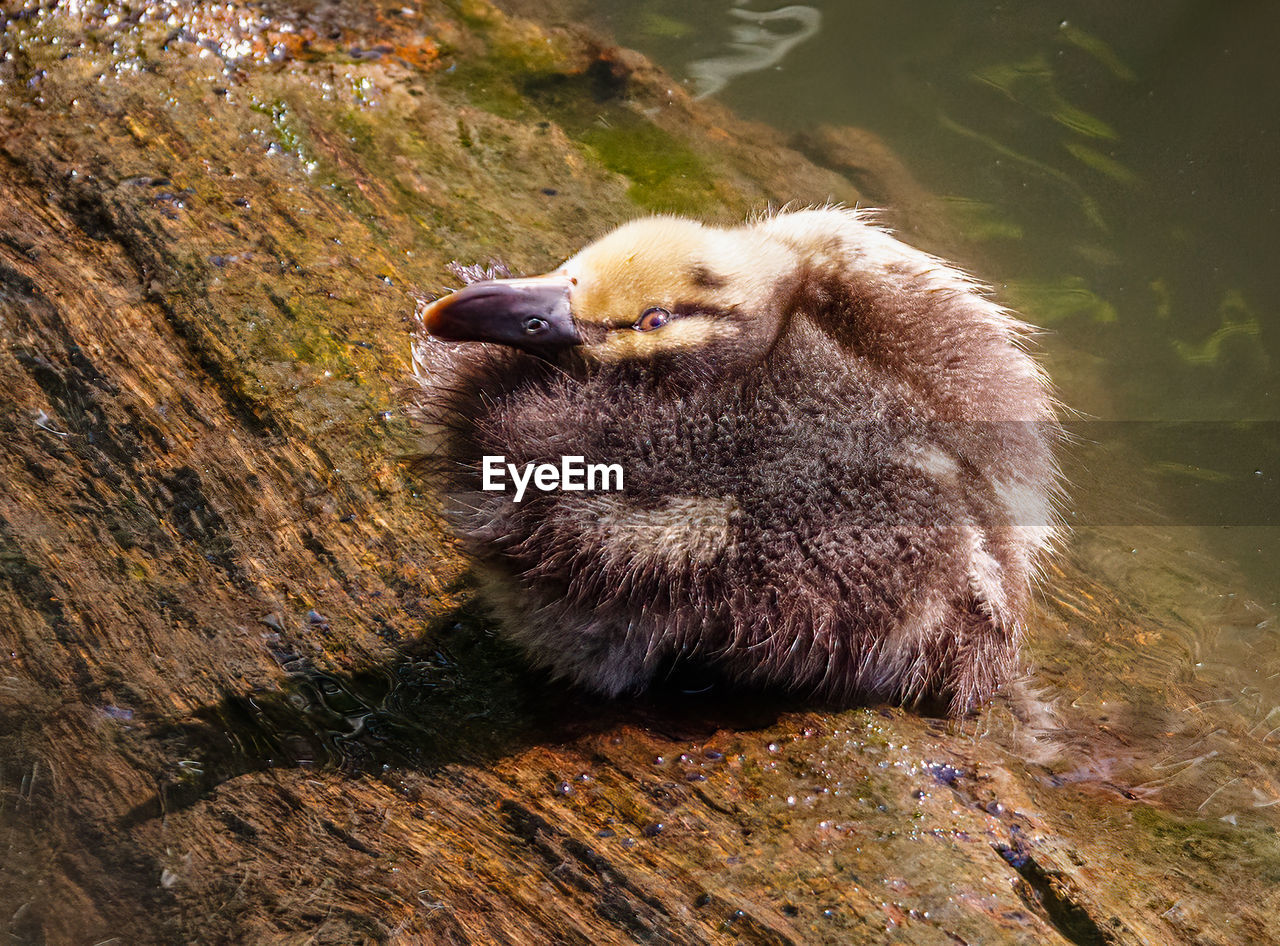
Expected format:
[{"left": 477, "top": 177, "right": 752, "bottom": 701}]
[{"left": 127, "top": 599, "right": 796, "bottom": 827}]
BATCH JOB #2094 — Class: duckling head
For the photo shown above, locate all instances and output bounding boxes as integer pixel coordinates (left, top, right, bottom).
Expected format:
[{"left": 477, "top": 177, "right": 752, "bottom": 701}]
[
  {"left": 412, "top": 208, "right": 1060, "bottom": 715},
  {"left": 422, "top": 214, "right": 794, "bottom": 374}
]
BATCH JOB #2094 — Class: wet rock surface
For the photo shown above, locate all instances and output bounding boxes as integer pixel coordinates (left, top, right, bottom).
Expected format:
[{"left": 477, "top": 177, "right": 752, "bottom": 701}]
[{"left": 1, "top": 2, "right": 1276, "bottom": 944}]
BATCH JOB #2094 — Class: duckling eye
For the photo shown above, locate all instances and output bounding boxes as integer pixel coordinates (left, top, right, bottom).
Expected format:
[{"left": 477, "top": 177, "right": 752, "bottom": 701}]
[{"left": 635, "top": 307, "right": 671, "bottom": 332}]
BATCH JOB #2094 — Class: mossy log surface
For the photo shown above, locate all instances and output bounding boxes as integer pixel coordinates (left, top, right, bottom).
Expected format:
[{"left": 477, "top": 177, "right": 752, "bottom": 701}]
[{"left": 1, "top": 2, "right": 1277, "bottom": 944}]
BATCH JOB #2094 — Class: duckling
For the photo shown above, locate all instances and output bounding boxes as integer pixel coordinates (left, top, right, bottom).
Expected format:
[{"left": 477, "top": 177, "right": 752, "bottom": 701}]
[{"left": 411, "top": 208, "right": 1060, "bottom": 715}]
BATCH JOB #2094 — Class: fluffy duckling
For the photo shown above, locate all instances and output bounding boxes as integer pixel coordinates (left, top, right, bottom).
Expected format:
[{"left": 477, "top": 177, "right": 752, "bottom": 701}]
[{"left": 411, "top": 208, "right": 1060, "bottom": 715}]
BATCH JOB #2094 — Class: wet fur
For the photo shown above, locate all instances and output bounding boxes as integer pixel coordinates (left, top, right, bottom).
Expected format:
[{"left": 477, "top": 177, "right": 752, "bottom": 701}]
[{"left": 409, "top": 208, "right": 1061, "bottom": 715}]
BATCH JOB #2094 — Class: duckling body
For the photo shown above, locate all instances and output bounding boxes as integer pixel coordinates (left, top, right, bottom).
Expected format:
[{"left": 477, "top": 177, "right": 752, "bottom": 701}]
[{"left": 412, "top": 209, "right": 1060, "bottom": 715}]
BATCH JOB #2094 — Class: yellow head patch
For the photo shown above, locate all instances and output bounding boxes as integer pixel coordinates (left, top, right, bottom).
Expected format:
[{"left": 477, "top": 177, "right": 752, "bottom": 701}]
[{"left": 555, "top": 216, "right": 794, "bottom": 361}]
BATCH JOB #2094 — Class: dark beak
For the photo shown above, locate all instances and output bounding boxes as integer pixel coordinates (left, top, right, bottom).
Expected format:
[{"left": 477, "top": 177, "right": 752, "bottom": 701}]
[{"left": 420, "top": 275, "right": 580, "bottom": 355}]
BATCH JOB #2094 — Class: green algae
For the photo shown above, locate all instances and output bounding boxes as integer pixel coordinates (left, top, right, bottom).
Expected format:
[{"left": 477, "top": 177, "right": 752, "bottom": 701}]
[
  {"left": 249, "top": 96, "right": 318, "bottom": 174},
  {"left": 438, "top": 14, "right": 726, "bottom": 217},
  {"left": 444, "top": 61, "right": 535, "bottom": 120},
  {"left": 1132, "top": 804, "right": 1280, "bottom": 881},
  {"left": 442, "top": 0, "right": 580, "bottom": 116},
  {"left": 1173, "top": 290, "right": 1265, "bottom": 367},
  {"left": 1003, "top": 276, "right": 1119, "bottom": 325},
  {"left": 973, "top": 54, "right": 1118, "bottom": 140},
  {"left": 1063, "top": 140, "right": 1139, "bottom": 185},
  {"left": 577, "top": 118, "right": 720, "bottom": 213},
  {"left": 937, "top": 111, "right": 1110, "bottom": 232},
  {"left": 939, "top": 195, "right": 1024, "bottom": 242},
  {"left": 1058, "top": 22, "right": 1138, "bottom": 82}
]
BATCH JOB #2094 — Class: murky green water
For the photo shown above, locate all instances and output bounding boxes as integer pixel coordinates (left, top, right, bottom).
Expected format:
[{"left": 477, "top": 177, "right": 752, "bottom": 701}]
[
  {"left": 577, "top": 0, "right": 1280, "bottom": 825},
  {"left": 589, "top": 2, "right": 1278, "bottom": 404},
  {"left": 583, "top": 0, "right": 1280, "bottom": 586}
]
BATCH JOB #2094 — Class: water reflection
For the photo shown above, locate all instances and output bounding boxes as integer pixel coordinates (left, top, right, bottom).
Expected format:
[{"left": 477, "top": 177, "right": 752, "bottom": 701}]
[
  {"left": 596, "top": 0, "right": 1280, "bottom": 419},
  {"left": 686, "top": 2, "right": 821, "bottom": 99}
]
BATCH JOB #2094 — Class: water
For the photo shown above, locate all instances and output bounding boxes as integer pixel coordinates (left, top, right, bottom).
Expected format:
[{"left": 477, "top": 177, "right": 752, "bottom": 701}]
[
  {"left": 589, "top": 0, "right": 1278, "bottom": 419},
  {"left": 578, "top": 0, "right": 1280, "bottom": 826},
  {"left": 581, "top": 0, "right": 1280, "bottom": 574}
]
